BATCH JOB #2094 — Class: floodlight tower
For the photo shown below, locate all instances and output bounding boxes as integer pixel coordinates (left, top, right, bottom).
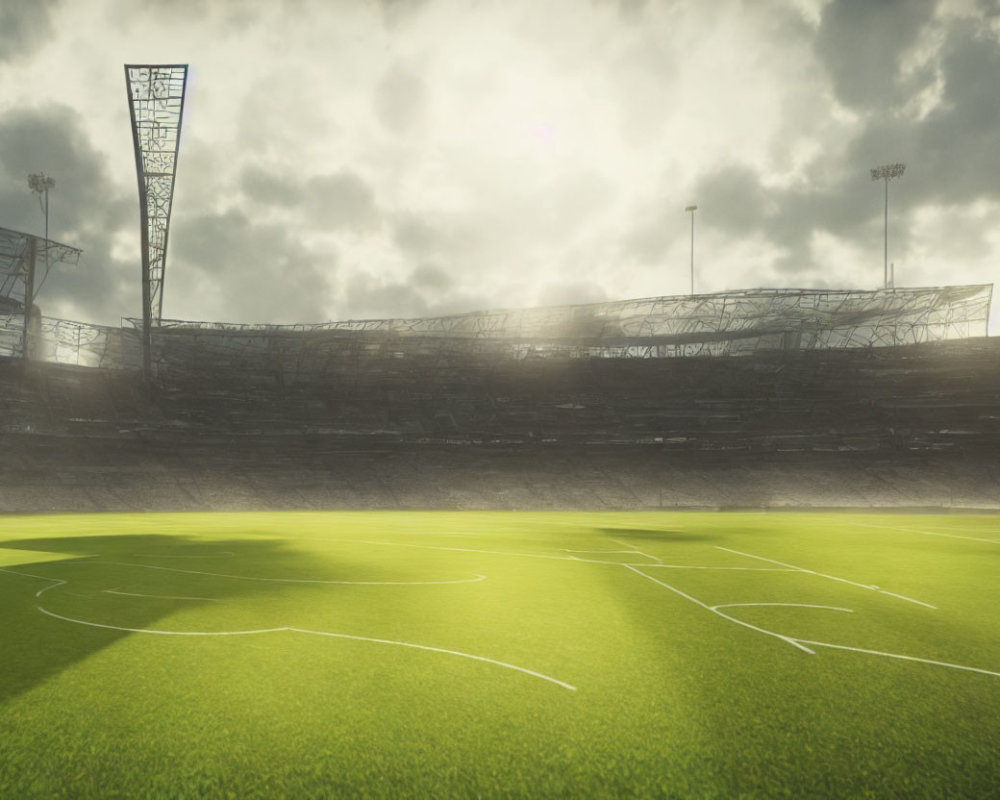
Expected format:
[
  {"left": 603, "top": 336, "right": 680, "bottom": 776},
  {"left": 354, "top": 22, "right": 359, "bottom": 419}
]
[
  {"left": 685, "top": 204, "right": 697, "bottom": 295},
  {"left": 28, "top": 173, "right": 55, "bottom": 246},
  {"left": 870, "top": 162, "right": 905, "bottom": 289},
  {"left": 26, "top": 173, "right": 56, "bottom": 326},
  {"left": 125, "top": 64, "right": 188, "bottom": 381}
]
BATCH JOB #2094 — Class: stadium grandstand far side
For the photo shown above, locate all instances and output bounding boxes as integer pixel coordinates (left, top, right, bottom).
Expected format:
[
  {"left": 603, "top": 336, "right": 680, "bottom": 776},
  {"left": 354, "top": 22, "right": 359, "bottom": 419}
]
[{"left": 0, "top": 283, "right": 992, "bottom": 374}]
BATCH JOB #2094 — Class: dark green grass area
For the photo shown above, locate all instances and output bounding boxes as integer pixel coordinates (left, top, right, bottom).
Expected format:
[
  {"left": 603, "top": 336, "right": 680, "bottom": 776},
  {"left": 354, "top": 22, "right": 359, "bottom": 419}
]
[{"left": 1, "top": 511, "right": 998, "bottom": 798}]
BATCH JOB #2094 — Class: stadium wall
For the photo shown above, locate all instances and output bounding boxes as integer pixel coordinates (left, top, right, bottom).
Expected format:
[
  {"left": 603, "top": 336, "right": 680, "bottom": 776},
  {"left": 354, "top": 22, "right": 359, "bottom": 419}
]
[{"left": 1, "top": 335, "right": 998, "bottom": 512}]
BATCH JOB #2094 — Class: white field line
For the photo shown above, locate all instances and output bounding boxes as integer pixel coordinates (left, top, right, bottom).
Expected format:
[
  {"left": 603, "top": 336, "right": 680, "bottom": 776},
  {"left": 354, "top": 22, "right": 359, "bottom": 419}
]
[
  {"left": 714, "top": 546, "right": 876, "bottom": 589},
  {"left": 34, "top": 606, "right": 576, "bottom": 691},
  {"left": 626, "top": 566, "right": 999, "bottom": 678},
  {"left": 604, "top": 536, "right": 664, "bottom": 565},
  {"left": 847, "top": 521, "right": 1000, "bottom": 545},
  {"left": 103, "top": 589, "right": 222, "bottom": 602},
  {"left": 712, "top": 603, "right": 854, "bottom": 613},
  {"left": 714, "top": 546, "right": 936, "bottom": 609},
  {"left": 347, "top": 537, "right": 786, "bottom": 572},
  {"left": 562, "top": 549, "right": 642, "bottom": 554},
  {"left": 0, "top": 566, "right": 67, "bottom": 598},
  {"left": 95, "top": 561, "right": 487, "bottom": 586},
  {"left": 795, "top": 639, "right": 1000, "bottom": 679},
  {"left": 344, "top": 539, "right": 629, "bottom": 566},
  {"left": 132, "top": 551, "right": 235, "bottom": 559},
  {"left": 877, "top": 591, "right": 937, "bottom": 609},
  {"left": 624, "top": 565, "right": 815, "bottom": 654},
  {"left": 640, "top": 564, "right": 797, "bottom": 572}
]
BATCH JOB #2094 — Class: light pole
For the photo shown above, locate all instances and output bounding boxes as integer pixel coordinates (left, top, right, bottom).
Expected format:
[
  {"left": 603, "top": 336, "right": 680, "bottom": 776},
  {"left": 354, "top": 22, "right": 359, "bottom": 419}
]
[
  {"left": 25, "top": 173, "right": 55, "bottom": 360},
  {"left": 28, "top": 172, "right": 55, "bottom": 245},
  {"left": 685, "top": 204, "right": 697, "bottom": 295},
  {"left": 28, "top": 172, "right": 56, "bottom": 295},
  {"left": 870, "top": 162, "right": 905, "bottom": 289}
]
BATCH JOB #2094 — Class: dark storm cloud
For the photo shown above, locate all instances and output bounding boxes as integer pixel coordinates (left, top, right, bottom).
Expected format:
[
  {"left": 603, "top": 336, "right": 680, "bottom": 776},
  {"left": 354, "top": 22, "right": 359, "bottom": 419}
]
[
  {"left": 0, "top": 0, "right": 59, "bottom": 63},
  {"left": 342, "top": 262, "right": 492, "bottom": 321},
  {"left": 373, "top": 64, "right": 427, "bottom": 135},
  {"left": 305, "top": 171, "right": 380, "bottom": 231},
  {"left": 410, "top": 262, "right": 451, "bottom": 292},
  {"left": 690, "top": 164, "right": 772, "bottom": 236},
  {"left": 677, "top": 10, "right": 1000, "bottom": 279},
  {"left": 688, "top": 159, "right": 893, "bottom": 278},
  {"left": 108, "top": 0, "right": 271, "bottom": 29},
  {"left": 391, "top": 212, "right": 441, "bottom": 258},
  {"left": 171, "top": 208, "right": 332, "bottom": 323},
  {"left": 845, "top": 18, "right": 1000, "bottom": 205},
  {"left": 240, "top": 164, "right": 305, "bottom": 208},
  {"left": 620, "top": 199, "right": 674, "bottom": 266},
  {"left": 341, "top": 272, "right": 429, "bottom": 319},
  {"left": 815, "top": 0, "right": 938, "bottom": 110},
  {"left": 0, "top": 104, "right": 135, "bottom": 322},
  {"left": 374, "top": 0, "right": 433, "bottom": 30}
]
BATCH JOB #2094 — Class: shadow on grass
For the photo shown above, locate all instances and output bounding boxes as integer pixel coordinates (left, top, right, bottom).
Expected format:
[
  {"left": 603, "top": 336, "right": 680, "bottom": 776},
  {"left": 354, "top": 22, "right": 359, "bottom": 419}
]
[
  {"left": 0, "top": 533, "right": 319, "bottom": 706},
  {"left": 597, "top": 528, "right": 719, "bottom": 543}
]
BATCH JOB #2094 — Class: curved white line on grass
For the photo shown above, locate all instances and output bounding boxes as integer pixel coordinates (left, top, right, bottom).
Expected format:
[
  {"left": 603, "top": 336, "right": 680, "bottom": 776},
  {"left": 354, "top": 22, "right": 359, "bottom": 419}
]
[
  {"left": 626, "top": 565, "right": 995, "bottom": 679},
  {"left": 98, "top": 561, "right": 487, "bottom": 586},
  {"left": 287, "top": 627, "right": 577, "bottom": 690},
  {"left": 625, "top": 565, "right": 815, "bottom": 654},
  {"left": 795, "top": 639, "right": 1000, "bottom": 679},
  {"left": 131, "top": 552, "right": 235, "bottom": 559},
  {"left": 712, "top": 603, "right": 854, "bottom": 613},
  {"left": 0, "top": 566, "right": 67, "bottom": 598},
  {"left": 347, "top": 538, "right": 663, "bottom": 568},
  {"left": 638, "top": 564, "right": 797, "bottom": 572},
  {"left": 35, "top": 606, "right": 576, "bottom": 691},
  {"left": 103, "top": 589, "right": 222, "bottom": 602},
  {"left": 37, "top": 607, "right": 284, "bottom": 635}
]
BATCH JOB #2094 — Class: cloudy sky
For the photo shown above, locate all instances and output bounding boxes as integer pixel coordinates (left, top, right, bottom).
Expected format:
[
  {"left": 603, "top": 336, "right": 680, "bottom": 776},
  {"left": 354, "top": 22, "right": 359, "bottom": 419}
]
[{"left": 0, "top": 0, "right": 997, "bottom": 331}]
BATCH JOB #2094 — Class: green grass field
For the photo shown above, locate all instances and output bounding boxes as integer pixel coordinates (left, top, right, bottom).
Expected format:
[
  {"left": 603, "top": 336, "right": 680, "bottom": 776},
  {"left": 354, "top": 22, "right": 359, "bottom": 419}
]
[{"left": 1, "top": 510, "right": 998, "bottom": 798}]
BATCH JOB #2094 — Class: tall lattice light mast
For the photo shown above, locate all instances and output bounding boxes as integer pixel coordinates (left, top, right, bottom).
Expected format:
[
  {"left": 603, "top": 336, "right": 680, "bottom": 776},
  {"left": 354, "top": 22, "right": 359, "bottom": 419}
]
[
  {"left": 870, "top": 162, "right": 905, "bottom": 290},
  {"left": 125, "top": 64, "right": 188, "bottom": 379}
]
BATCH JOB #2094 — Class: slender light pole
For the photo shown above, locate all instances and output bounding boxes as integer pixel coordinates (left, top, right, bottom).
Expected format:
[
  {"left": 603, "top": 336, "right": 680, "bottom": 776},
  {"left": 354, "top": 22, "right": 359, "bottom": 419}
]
[
  {"left": 28, "top": 172, "right": 54, "bottom": 245},
  {"left": 26, "top": 173, "right": 55, "bottom": 361},
  {"left": 685, "top": 204, "right": 697, "bottom": 295},
  {"left": 27, "top": 172, "right": 56, "bottom": 295},
  {"left": 870, "top": 162, "right": 905, "bottom": 289}
]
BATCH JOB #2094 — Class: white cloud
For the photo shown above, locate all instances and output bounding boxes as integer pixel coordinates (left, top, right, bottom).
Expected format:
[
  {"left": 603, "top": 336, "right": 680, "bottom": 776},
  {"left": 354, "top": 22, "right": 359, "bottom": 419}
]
[{"left": 0, "top": 0, "right": 995, "bottom": 333}]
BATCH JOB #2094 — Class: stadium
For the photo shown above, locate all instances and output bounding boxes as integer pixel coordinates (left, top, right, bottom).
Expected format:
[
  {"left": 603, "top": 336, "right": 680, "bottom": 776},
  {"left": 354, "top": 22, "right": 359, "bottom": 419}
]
[{"left": 1, "top": 64, "right": 998, "bottom": 798}]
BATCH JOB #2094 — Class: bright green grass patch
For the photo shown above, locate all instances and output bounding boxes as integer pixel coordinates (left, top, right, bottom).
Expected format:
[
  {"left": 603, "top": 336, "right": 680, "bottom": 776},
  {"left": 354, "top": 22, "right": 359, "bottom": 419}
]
[{"left": 1, "top": 511, "right": 998, "bottom": 798}]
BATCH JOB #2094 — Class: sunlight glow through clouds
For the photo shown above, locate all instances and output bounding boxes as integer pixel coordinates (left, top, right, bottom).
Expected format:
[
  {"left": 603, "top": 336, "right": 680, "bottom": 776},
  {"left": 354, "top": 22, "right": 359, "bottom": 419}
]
[{"left": 0, "top": 0, "right": 996, "bottom": 331}]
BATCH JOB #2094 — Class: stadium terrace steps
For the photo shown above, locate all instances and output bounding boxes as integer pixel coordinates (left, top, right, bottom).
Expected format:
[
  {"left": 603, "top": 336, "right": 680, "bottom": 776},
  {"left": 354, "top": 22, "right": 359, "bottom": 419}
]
[{"left": 0, "top": 337, "right": 998, "bottom": 511}]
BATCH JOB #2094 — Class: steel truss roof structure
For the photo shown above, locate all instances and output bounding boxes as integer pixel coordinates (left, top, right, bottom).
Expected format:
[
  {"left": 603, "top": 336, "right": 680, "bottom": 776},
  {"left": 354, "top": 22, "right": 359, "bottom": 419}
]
[
  {"left": 1, "top": 285, "right": 990, "bottom": 373},
  {"left": 133, "top": 285, "right": 991, "bottom": 380},
  {"left": 0, "top": 226, "right": 82, "bottom": 359}
]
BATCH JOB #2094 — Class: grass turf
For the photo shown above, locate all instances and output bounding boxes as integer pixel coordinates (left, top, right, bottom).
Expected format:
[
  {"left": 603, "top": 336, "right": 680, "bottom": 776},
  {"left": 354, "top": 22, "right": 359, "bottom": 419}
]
[{"left": 0, "top": 510, "right": 998, "bottom": 798}]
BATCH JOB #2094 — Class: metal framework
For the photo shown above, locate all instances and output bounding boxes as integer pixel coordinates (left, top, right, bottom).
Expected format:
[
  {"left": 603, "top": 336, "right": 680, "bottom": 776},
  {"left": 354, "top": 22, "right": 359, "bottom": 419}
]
[
  {"left": 125, "top": 64, "right": 188, "bottom": 379},
  {"left": 2, "top": 285, "right": 990, "bottom": 374},
  {"left": 0, "top": 226, "right": 81, "bottom": 359},
  {"left": 125, "top": 285, "right": 992, "bottom": 380}
]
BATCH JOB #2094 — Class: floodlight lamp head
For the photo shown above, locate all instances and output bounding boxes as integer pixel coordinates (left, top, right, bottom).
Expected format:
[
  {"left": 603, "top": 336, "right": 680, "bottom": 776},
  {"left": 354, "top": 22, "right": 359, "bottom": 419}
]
[
  {"left": 871, "top": 162, "right": 906, "bottom": 181},
  {"left": 28, "top": 173, "right": 55, "bottom": 193},
  {"left": 685, "top": 205, "right": 698, "bottom": 212}
]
